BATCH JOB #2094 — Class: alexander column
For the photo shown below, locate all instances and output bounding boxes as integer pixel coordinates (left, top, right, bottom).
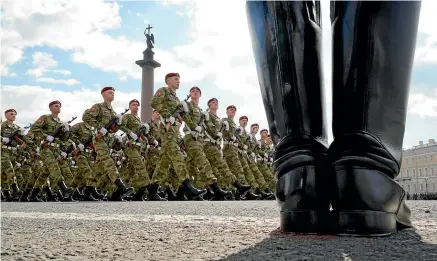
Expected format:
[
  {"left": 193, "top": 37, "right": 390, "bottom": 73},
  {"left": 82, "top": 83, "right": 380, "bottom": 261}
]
[{"left": 136, "top": 25, "right": 161, "bottom": 122}]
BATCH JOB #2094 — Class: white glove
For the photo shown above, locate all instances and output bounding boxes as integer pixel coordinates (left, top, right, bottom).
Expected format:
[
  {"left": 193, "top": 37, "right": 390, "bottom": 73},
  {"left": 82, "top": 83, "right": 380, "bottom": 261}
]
[
  {"left": 2, "top": 137, "right": 10, "bottom": 143},
  {"left": 63, "top": 123, "right": 70, "bottom": 132},
  {"left": 116, "top": 160, "right": 121, "bottom": 166},
  {"left": 195, "top": 126, "right": 202, "bottom": 132},
  {"left": 19, "top": 127, "right": 25, "bottom": 135},
  {"left": 129, "top": 132, "right": 138, "bottom": 141},
  {"left": 61, "top": 152, "right": 67, "bottom": 158},
  {"left": 117, "top": 114, "right": 123, "bottom": 125},
  {"left": 78, "top": 144, "right": 85, "bottom": 151},
  {"left": 153, "top": 140, "right": 159, "bottom": 146},
  {"left": 16, "top": 163, "right": 21, "bottom": 168},
  {"left": 231, "top": 136, "right": 236, "bottom": 141},
  {"left": 243, "top": 145, "right": 248, "bottom": 150},
  {"left": 168, "top": 116, "right": 176, "bottom": 125},
  {"left": 216, "top": 132, "right": 223, "bottom": 139},
  {"left": 116, "top": 135, "right": 123, "bottom": 143},
  {"left": 100, "top": 127, "right": 108, "bottom": 136},
  {"left": 251, "top": 152, "right": 256, "bottom": 158},
  {"left": 142, "top": 123, "right": 150, "bottom": 133},
  {"left": 46, "top": 135, "right": 54, "bottom": 142}
]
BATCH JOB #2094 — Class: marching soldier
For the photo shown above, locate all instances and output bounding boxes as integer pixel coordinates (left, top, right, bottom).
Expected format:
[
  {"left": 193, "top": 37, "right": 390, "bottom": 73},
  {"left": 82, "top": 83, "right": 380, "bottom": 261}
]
[
  {"left": 150, "top": 72, "right": 206, "bottom": 200},
  {"left": 145, "top": 110, "right": 162, "bottom": 180},
  {"left": 203, "top": 98, "right": 251, "bottom": 198},
  {"left": 247, "top": 124, "right": 274, "bottom": 199},
  {"left": 220, "top": 105, "right": 260, "bottom": 199},
  {"left": 181, "top": 87, "right": 230, "bottom": 200},
  {"left": 258, "top": 129, "right": 275, "bottom": 190},
  {"left": 82, "top": 86, "right": 134, "bottom": 200},
  {"left": 119, "top": 99, "right": 165, "bottom": 201},
  {"left": 30, "top": 101, "right": 75, "bottom": 201},
  {"left": 1, "top": 109, "right": 32, "bottom": 201}
]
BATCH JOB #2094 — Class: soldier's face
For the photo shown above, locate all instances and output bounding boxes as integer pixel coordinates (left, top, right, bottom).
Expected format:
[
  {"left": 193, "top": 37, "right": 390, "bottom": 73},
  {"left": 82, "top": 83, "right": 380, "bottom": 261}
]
[
  {"left": 252, "top": 126, "right": 259, "bottom": 133},
  {"left": 190, "top": 89, "right": 200, "bottom": 99},
  {"left": 50, "top": 104, "right": 61, "bottom": 114},
  {"left": 209, "top": 100, "right": 218, "bottom": 110},
  {"left": 167, "top": 76, "right": 180, "bottom": 89},
  {"left": 261, "top": 131, "right": 268, "bottom": 138},
  {"left": 130, "top": 102, "right": 139, "bottom": 113},
  {"left": 103, "top": 90, "right": 115, "bottom": 101},
  {"left": 226, "top": 108, "right": 236, "bottom": 117},
  {"left": 152, "top": 111, "right": 160, "bottom": 119},
  {"left": 266, "top": 137, "right": 272, "bottom": 144},
  {"left": 5, "top": 111, "right": 16, "bottom": 122},
  {"left": 239, "top": 119, "right": 247, "bottom": 127}
]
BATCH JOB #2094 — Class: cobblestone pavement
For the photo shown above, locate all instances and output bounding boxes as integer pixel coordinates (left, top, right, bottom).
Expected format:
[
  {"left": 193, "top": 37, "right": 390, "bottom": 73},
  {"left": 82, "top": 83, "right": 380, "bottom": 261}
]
[{"left": 1, "top": 201, "right": 436, "bottom": 261}]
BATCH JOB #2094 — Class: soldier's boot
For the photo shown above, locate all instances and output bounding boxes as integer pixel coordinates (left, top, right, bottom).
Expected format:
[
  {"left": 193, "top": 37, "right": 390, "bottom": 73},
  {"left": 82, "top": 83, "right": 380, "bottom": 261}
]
[
  {"left": 133, "top": 187, "right": 147, "bottom": 201},
  {"left": 264, "top": 188, "right": 276, "bottom": 200},
  {"left": 92, "top": 187, "right": 105, "bottom": 200},
  {"left": 57, "top": 181, "right": 76, "bottom": 202},
  {"left": 157, "top": 189, "right": 167, "bottom": 199},
  {"left": 175, "top": 186, "right": 188, "bottom": 201},
  {"left": 247, "top": 1, "right": 330, "bottom": 234},
  {"left": 165, "top": 186, "right": 177, "bottom": 201},
  {"left": 244, "top": 190, "right": 262, "bottom": 200},
  {"left": 28, "top": 187, "right": 44, "bottom": 202},
  {"left": 210, "top": 182, "right": 232, "bottom": 201},
  {"left": 329, "top": 1, "right": 421, "bottom": 236},
  {"left": 72, "top": 188, "right": 83, "bottom": 201},
  {"left": 255, "top": 187, "right": 274, "bottom": 200},
  {"left": 1, "top": 190, "right": 5, "bottom": 201},
  {"left": 114, "top": 178, "right": 135, "bottom": 197},
  {"left": 202, "top": 187, "right": 214, "bottom": 201},
  {"left": 232, "top": 181, "right": 251, "bottom": 195},
  {"left": 147, "top": 183, "right": 167, "bottom": 201},
  {"left": 82, "top": 187, "right": 99, "bottom": 201},
  {"left": 43, "top": 186, "right": 58, "bottom": 202},
  {"left": 19, "top": 188, "right": 32, "bottom": 202},
  {"left": 11, "top": 183, "right": 22, "bottom": 200},
  {"left": 3, "top": 190, "right": 13, "bottom": 202},
  {"left": 181, "top": 178, "right": 206, "bottom": 199}
]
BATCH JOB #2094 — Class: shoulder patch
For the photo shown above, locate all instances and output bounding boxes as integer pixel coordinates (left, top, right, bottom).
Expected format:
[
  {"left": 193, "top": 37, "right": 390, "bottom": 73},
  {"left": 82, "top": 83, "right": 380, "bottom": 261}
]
[
  {"left": 90, "top": 107, "right": 96, "bottom": 112},
  {"left": 36, "top": 116, "right": 44, "bottom": 124},
  {"left": 156, "top": 90, "right": 163, "bottom": 97}
]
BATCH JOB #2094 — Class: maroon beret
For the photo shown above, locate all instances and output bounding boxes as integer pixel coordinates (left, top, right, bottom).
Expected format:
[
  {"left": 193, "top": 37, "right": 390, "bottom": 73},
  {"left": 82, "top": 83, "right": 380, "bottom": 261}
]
[
  {"left": 190, "top": 86, "right": 201, "bottom": 94},
  {"left": 260, "top": 129, "right": 268, "bottom": 134},
  {"left": 4, "top": 109, "right": 17, "bottom": 115},
  {"left": 251, "top": 123, "right": 259, "bottom": 128},
  {"left": 165, "top": 73, "right": 180, "bottom": 83},
  {"left": 49, "top": 100, "right": 62, "bottom": 107},
  {"left": 239, "top": 116, "right": 248, "bottom": 121},
  {"left": 207, "top": 98, "right": 218, "bottom": 106},
  {"left": 101, "top": 86, "right": 115, "bottom": 94},
  {"left": 129, "top": 99, "right": 140, "bottom": 106},
  {"left": 226, "top": 105, "right": 236, "bottom": 111}
]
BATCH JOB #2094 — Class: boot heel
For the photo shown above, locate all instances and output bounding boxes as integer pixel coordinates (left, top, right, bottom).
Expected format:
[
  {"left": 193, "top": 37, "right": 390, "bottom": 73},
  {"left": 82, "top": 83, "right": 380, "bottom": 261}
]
[
  {"left": 280, "top": 210, "right": 328, "bottom": 234},
  {"left": 337, "top": 210, "right": 397, "bottom": 237}
]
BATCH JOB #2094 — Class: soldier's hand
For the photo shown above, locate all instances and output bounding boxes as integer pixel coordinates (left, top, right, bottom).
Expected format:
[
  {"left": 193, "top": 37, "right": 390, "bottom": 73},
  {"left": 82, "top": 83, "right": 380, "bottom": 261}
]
[
  {"left": 2, "top": 137, "right": 10, "bottom": 144},
  {"left": 63, "top": 123, "right": 70, "bottom": 132},
  {"left": 129, "top": 132, "right": 138, "bottom": 141},
  {"left": 116, "top": 114, "right": 123, "bottom": 125},
  {"left": 46, "top": 135, "right": 55, "bottom": 142},
  {"left": 177, "top": 115, "right": 183, "bottom": 123},
  {"left": 216, "top": 132, "right": 223, "bottom": 139},
  {"left": 99, "top": 127, "right": 108, "bottom": 136},
  {"left": 168, "top": 116, "right": 176, "bottom": 125},
  {"left": 77, "top": 144, "right": 85, "bottom": 151}
]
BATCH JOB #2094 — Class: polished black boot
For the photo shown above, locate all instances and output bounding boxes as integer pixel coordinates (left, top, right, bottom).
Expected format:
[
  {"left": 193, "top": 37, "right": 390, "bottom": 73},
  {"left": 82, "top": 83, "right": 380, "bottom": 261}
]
[
  {"left": 247, "top": 1, "right": 330, "bottom": 233},
  {"left": 19, "top": 188, "right": 31, "bottom": 202},
  {"left": 29, "top": 187, "right": 44, "bottom": 202},
  {"left": 10, "top": 183, "right": 22, "bottom": 200},
  {"left": 181, "top": 179, "right": 206, "bottom": 199},
  {"left": 329, "top": 1, "right": 421, "bottom": 236},
  {"left": 165, "top": 186, "right": 178, "bottom": 201},
  {"left": 244, "top": 190, "right": 262, "bottom": 200},
  {"left": 82, "top": 187, "right": 99, "bottom": 201},
  {"left": 232, "top": 181, "right": 251, "bottom": 195},
  {"left": 133, "top": 187, "right": 147, "bottom": 201},
  {"left": 255, "top": 187, "right": 274, "bottom": 200},
  {"left": 3, "top": 190, "right": 13, "bottom": 202},
  {"left": 43, "top": 186, "right": 58, "bottom": 202},
  {"left": 210, "top": 182, "right": 232, "bottom": 201},
  {"left": 114, "top": 178, "right": 135, "bottom": 197},
  {"left": 147, "top": 183, "right": 167, "bottom": 201},
  {"left": 57, "top": 181, "right": 76, "bottom": 202}
]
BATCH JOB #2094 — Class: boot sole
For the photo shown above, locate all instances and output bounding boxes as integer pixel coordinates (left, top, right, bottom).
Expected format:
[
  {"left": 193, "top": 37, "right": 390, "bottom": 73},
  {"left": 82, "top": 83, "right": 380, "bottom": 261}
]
[
  {"left": 280, "top": 209, "right": 330, "bottom": 234},
  {"left": 336, "top": 210, "right": 397, "bottom": 237}
]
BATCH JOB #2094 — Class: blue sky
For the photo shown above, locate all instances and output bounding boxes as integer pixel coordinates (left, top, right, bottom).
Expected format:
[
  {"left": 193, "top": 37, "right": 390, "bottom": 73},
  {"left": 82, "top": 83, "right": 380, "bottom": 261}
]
[{"left": 1, "top": 0, "right": 436, "bottom": 148}]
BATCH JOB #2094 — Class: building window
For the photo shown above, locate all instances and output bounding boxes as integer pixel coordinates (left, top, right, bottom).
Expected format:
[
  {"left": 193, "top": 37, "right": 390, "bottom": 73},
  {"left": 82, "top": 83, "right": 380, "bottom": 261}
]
[
  {"left": 421, "top": 184, "right": 424, "bottom": 191},
  {"left": 432, "top": 167, "right": 435, "bottom": 176},
  {"left": 414, "top": 184, "right": 416, "bottom": 192},
  {"left": 425, "top": 168, "right": 428, "bottom": 176},
  {"left": 408, "top": 184, "right": 410, "bottom": 193},
  {"left": 434, "top": 184, "right": 436, "bottom": 192},
  {"left": 407, "top": 170, "right": 409, "bottom": 177},
  {"left": 413, "top": 170, "right": 416, "bottom": 177},
  {"left": 419, "top": 169, "right": 422, "bottom": 176}
]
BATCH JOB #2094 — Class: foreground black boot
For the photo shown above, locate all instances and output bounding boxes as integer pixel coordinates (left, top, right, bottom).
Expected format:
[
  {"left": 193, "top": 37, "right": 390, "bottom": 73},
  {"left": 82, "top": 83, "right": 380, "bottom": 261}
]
[
  {"left": 232, "top": 181, "right": 251, "bottom": 195},
  {"left": 82, "top": 187, "right": 99, "bottom": 201},
  {"left": 19, "top": 188, "right": 31, "bottom": 202},
  {"left": 133, "top": 187, "right": 147, "bottom": 201},
  {"left": 210, "top": 182, "right": 232, "bottom": 200},
  {"left": 29, "top": 187, "right": 44, "bottom": 202},
  {"left": 247, "top": 1, "right": 330, "bottom": 234},
  {"left": 114, "top": 178, "right": 135, "bottom": 197},
  {"left": 57, "top": 181, "right": 76, "bottom": 202},
  {"left": 181, "top": 179, "right": 206, "bottom": 199},
  {"left": 43, "top": 186, "right": 58, "bottom": 202},
  {"left": 147, "top": 183, "right": 167, "bottom": 201},
  {"left": 329, "top": 1, "right": 421, "bottom": 236}
]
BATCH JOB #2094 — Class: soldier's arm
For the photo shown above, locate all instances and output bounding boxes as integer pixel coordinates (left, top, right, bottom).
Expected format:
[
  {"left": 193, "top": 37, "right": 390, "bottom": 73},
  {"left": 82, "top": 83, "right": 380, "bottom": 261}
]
[
  {"left": 220, "top": 119, "right": 231, "bottom": 140},
  {"left": 82, "top": 105, "right": 101, "bottom": 129},
  {"left": 118, "top": 114, "right": 134, "bottom": 135},
  {"left": 205, "top": 114, "right": 219, "bottom": 138},
  {"left": 181, "top": 102, "right": 197, "bottom": 130},
  {"left": 150, "top": 88, "right": 171, "bottom": 118},
  {"left": 30, "top": 115, "right": 49, "bottom": 140}
]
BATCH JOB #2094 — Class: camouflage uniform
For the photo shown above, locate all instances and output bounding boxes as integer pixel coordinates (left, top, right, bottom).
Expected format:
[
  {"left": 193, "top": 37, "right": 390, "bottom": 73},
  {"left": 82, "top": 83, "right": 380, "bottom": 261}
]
[
  {"left": 181, "top": 100, "right": 216, "bottom": 187},
  {"left": 257, "top": 137, "right": 275, "bottom": 189},
  {"left": 245, "top": 132, "right": 268, "bottom": 190},
  {"left": 146, "top": 119, "right": 162, "bottom": 179},
  {"left": 150, "top": 87, "right": 189, "bottom": 188},
  {"left": 236, "top": 126, "right": 262, "bottom": 189},
  {"left": 119, "top": 113, "right": 151, "bottom": 189}
]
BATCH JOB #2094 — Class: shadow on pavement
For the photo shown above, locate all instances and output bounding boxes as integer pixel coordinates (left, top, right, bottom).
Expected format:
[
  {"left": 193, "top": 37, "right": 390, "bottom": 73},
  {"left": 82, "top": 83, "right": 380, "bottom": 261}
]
[{"left": 219, "top": 228, "right": 437, "bottom": 261}]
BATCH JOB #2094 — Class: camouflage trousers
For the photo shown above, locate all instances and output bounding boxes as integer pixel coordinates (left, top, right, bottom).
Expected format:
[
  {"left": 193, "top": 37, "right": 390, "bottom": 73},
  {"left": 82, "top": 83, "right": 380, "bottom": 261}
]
[
  {"left": 16, "top": 162, "right": 33, "bottom": 189},
  {"left": 71, "top": 153, "right": 96, "bottom": 188},
  {"left": 124, "top": 144, "right": 150, "bottom": 188},
  {"left": 222, "top": 145, "right": 248, "bottom": 185},
  {"left": 203, "top": 142, "right": 236, "bottom": 189},
  {"left": 184, "top": 135, "right": 215, "bottom": 187},
  {"left": 37, "top": 147, "right": 70, "bottom": 187},
  {"left": 247, "top": 156, "right": 268, "bottom": 190},
  {"left": 152, "top": 128, "right": 188, "bottom": 188},
  {"left": 1, "top": 150, "right": 17, "bottom": 188},
  {"left": 238, "top": 151, "right": 259, "bottom": 189},
  {"left": 257, "top": 162, "right": 275, "bottom": 189},
  {"left": 146, "top": 147, "right": 160, "bottom": 180},
  {"left": 93, "top": 136, "right": 119, "bottom": 183}
]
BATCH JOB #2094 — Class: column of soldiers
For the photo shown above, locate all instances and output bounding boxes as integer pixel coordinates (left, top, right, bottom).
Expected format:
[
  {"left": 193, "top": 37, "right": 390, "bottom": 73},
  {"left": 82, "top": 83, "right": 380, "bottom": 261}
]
[{"left": 1, "top": 72, "right": 276, "bottom": 202}]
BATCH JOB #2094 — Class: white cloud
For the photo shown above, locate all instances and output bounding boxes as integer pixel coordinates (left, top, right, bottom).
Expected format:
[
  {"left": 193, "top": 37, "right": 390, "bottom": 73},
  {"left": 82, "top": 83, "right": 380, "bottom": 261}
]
[
  {"left": 136, "top": 12, "right": 143, "bottom": 17},
  {"left": 36, "top": 77, "right": 81, "bottom": 86},
  {"left": 26, "top": 52, "right": 57, "bottom": 77},
  {"left": 408, "top": 88, "right": 437, "bottom": 118},
  {"left": 52, "top": 69, "right": 72, "bottom": 75},
  {"left": 176, "top": 11, "right": 184, "bottom": 16}
]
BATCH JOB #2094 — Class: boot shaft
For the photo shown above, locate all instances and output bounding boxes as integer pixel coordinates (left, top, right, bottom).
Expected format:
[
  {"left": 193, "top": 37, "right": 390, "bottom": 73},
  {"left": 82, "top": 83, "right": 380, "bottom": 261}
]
[{"left": 330, "top": 1, "right": 421, "bottom": 171}]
